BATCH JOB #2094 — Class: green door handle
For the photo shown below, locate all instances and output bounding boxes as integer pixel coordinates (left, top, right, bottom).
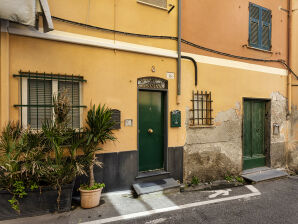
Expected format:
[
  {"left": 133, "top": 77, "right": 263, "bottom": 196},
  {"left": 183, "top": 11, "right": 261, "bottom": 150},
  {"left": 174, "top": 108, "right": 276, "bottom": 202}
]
[{"left": 148, "top": 128, "right": 153, "bottom": 134}]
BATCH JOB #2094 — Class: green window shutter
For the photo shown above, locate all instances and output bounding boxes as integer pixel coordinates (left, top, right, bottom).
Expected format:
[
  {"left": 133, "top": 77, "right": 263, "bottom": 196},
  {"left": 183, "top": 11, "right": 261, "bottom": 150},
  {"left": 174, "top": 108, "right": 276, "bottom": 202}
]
[
  {"left": 249, "top": 4, "right": 260, "bottom": 47},
  {"left": 261, "top": 8, "right": 271, "bottom": 50},
  {"left": 249, "top": 3, "right": 271, "bottom": 50},
  {"left": 28, "top": 79, "right": 52, "bottom": 129},
  {"left": 58, "top": 81, "right": 80, "bottom": 129}
]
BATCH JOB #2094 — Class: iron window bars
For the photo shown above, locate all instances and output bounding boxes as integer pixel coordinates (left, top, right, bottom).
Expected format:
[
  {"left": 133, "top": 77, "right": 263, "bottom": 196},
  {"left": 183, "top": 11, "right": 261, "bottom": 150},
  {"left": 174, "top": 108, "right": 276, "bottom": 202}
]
[
  {"left": 190, "top": 91, "right": 213, "bottom": 126},
  {"left": 14, "top": 70, "right": 87, "bottom": 130}
]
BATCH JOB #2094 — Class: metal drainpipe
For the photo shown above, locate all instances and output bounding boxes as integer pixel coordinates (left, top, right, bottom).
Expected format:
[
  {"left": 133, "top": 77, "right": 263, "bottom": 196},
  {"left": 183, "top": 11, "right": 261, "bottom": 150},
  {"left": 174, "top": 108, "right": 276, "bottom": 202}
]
[
  {"left": 288, "top": 0, "right": 292, "bottom": 114},
  {"left": 177, "top": 0, "right": 182, "bottom": 104},
  {"left": 181, "top": 55, "right": 198, "bottom": 86}
]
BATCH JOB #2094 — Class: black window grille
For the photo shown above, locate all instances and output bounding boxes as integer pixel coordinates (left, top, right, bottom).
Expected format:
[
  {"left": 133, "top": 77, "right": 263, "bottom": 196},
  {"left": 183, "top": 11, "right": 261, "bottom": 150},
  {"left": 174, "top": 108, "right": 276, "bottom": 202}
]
[
  {"left": 190, "top": 91, "right": 213, "bottom": 126},
  {"left": 14, "top": 71, "right": 87, "bottom": 129}
]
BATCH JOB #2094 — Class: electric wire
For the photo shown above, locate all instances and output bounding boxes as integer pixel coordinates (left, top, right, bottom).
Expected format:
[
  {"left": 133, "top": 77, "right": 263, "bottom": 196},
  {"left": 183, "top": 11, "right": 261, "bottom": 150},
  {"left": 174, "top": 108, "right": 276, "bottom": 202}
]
[{"left": 51, "top": 16, "right": 298, "bottom": 79}]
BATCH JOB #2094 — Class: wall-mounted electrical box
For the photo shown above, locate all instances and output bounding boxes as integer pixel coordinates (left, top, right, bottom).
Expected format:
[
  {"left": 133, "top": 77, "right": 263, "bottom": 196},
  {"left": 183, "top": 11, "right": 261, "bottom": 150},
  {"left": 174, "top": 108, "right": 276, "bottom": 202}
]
[{"left": 171, "top": 110, "right": 181, "bottom": 127}]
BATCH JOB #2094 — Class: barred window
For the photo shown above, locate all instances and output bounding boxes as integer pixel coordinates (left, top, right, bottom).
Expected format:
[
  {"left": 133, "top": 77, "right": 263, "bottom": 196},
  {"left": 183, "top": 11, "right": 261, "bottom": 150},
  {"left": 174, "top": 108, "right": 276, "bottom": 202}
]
[
  {"left": 28, "top": 79, "right": 53, "bottom": 129},
  {"left": 58, "top": 81, "right": 80, "bottom": 129},
  {"left": 249, "top": 3, "right": 271, "bottom": 50},
  {"left": 14, "top": 71, "right": 86, "bottom": 129},
  {"left": 190, "top": 91, "right": 213, "bottom": 126},
  {"left": 137, "top": 0, "right": 167, "bottom": 9}
]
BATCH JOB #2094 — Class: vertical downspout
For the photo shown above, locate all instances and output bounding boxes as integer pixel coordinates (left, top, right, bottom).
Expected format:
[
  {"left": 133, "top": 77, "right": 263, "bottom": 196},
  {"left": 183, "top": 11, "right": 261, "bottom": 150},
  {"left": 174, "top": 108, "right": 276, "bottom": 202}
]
[
  {"left": 177, "top": 0, "right": 182, "bottom": 104},
  {"left": 288, "top": 0, "right": 292, "bottom": 114}
]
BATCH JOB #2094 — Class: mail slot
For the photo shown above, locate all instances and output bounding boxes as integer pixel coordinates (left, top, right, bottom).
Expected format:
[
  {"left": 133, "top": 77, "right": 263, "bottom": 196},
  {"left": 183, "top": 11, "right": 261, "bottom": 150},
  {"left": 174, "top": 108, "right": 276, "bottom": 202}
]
[{"left": 171, "top": 110, "right": 181, "bottom": 127}]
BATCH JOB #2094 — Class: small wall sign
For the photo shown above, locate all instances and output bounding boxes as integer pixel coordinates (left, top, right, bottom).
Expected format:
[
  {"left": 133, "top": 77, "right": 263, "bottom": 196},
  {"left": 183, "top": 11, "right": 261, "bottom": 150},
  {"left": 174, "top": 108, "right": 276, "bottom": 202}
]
[
  {"left": 124, "top": 119, "right": 133, "bottom": 127},
  {"left": 167, "top": 72, "right": 175, "bottom": 79}
]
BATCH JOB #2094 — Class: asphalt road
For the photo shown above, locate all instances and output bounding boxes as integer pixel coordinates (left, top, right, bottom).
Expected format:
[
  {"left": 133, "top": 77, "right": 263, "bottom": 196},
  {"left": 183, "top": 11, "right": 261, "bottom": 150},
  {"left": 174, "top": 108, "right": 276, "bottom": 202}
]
[
  {"left": 119, "top": 176, "right": 298, "bottom": 224},
  {"left": 2, "top": 176, "right": 297, "bottom": 224}
]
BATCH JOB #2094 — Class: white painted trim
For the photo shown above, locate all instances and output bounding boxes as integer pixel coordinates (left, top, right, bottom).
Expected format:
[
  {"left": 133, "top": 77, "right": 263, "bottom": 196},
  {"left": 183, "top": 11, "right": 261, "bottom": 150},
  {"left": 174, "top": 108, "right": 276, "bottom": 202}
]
[
  {"left": 182, "top": 52, "right": 288, "bottom": 76},
  {"left": 82, "top": 185, "right": 261, "bottom": 224},
  {"left": 7, "top": 24, "right": 287, "bottom": 76},
  {"left": 137, "top": 0, "right": 168, "bottom": 11},
  {"left": 8, "top": 25, "right": 177, "bottom": 59}
]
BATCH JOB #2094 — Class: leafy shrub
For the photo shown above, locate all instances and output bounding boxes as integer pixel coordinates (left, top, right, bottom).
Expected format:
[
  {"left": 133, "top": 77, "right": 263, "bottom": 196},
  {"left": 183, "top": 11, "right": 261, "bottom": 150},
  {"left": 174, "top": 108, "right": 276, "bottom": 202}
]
[{"left": 0, "top": 93, "right": 85, "bottom": 212}]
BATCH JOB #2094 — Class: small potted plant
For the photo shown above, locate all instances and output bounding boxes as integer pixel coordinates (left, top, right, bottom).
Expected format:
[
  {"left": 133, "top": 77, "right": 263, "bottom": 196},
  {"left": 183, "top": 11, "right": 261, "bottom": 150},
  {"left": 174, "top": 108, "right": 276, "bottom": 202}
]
[{"left": 79, "top": 104, "right": 116, "bottom": 209}]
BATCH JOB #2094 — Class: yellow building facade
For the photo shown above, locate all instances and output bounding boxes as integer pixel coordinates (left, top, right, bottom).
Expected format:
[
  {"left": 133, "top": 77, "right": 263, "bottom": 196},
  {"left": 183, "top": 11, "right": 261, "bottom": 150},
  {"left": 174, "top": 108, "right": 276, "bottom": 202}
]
[{"left": 0, "top": 0, "right": 297, "bottom": 190}]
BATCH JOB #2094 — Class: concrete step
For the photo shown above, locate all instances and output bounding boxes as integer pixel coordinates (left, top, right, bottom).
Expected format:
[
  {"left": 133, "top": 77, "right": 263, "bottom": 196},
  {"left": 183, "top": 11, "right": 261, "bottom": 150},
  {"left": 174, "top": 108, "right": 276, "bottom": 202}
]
[
  {"left": 241, "top": 167, "right": 288, "bottom": 183},
  {"left": 242, "top": 166, "right": 271, "bottom": 175},
  {"left": 134, "top": 170, "right": 171, "bottom": 183},
  {"left": 132, "top": 178, "right": 180, "bottom": 196}
]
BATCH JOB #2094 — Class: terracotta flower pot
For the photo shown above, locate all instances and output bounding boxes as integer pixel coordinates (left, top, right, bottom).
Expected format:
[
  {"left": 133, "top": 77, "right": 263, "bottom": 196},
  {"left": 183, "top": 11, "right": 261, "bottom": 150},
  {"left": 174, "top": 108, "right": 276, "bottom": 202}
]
[{"left": 79, "top": 187, "right": 103, "bottom": 209}]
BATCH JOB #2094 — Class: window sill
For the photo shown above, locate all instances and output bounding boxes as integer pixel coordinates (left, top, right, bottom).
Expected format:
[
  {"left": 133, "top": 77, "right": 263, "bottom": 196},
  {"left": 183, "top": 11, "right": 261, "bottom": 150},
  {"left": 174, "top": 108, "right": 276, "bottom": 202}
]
[
  {"left": 188, "top": 125, "right": 215, "bottom": 129},
  {"left": 243, "top": 45, "right": 273, "bottom": 54},
  {"left": 137, "top": 1, "right": 168, "bottom": 11}
]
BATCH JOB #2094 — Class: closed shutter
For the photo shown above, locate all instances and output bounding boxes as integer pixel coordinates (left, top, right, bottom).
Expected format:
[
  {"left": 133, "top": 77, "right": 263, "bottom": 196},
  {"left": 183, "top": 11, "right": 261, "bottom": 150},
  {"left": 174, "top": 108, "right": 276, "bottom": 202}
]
[
  {"left": 58, "top": 81, "right": 80, "bottom": 129},
  {"left": 249, "top": 3, "right": 271, "bottom": 50},
  {"left": 28, "top": 79, "right": 52, "bottom": 129},
  {"left": 138, "top": 0, "right": 167, "bottom": 9},
  {"left": 261, "top": 9, "right": 271, "bottom": 50},
  {"left": 249, "top": 4, "right": 259, "bottom": 47}
]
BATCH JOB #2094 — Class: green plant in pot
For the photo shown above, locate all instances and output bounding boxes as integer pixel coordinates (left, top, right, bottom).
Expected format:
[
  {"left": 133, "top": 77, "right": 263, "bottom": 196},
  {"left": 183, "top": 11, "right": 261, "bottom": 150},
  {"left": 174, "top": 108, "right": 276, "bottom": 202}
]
[
  {"left": 80, "top": 104, "right": 116, "bottom": 209},
  {"left": 0, "top": 92, "right": 85, "bottom": 215}
]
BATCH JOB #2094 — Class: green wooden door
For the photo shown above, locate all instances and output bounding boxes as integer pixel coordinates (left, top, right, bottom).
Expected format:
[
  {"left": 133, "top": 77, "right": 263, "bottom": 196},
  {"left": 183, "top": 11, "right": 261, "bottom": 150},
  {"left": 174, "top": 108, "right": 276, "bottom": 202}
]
[
  {"left": 243, "top": 100, "right": 266, "bottom": 170},
  {"left": 139, "top": 91, "right": 164, "bottom": 171}
]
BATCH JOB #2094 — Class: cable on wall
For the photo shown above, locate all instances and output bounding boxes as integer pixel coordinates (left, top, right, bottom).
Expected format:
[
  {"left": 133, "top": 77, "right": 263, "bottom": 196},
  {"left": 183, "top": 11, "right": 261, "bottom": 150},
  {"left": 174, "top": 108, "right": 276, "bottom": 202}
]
[{"left": 51, "top": 16, "right": 298, "bottom": 79}]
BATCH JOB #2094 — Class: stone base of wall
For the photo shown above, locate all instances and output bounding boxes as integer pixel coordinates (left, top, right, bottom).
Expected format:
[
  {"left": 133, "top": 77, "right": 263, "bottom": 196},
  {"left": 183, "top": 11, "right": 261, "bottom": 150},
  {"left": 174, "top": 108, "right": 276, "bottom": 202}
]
[
  {"left": 184, "top": 142, "right": 242, "bottom": 182},
  {"left": 184, "top": 105, "right": 242, "bottom": 183},
  {"left": 270, "top": 142, "right": 287, "bottom": 168},
  {"left": 288, "top": 143, "right": 298, "bottom": 172},
  {"left": 288, "top": 106, "right": 298, "bottom": 173}
]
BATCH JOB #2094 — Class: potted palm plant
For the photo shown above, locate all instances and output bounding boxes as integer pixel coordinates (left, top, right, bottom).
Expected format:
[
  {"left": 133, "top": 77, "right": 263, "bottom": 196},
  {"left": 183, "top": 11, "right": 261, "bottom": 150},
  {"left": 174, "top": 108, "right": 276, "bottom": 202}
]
[
  {"left": 0, "top": 93, "right": 85, "bottom": 220},
  {"left": 79, "top": 104, "right": 116, "bottom": 209}
]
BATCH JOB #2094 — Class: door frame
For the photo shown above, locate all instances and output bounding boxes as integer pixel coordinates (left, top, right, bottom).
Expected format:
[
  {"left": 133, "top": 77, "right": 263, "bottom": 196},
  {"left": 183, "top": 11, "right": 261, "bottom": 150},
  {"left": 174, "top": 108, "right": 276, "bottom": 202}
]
[
  {"left": 137, "top": 79, "right": 168, "bottom": 174},
  {"left": 242, "top": 97, "right": 271, "bottom": 170}
]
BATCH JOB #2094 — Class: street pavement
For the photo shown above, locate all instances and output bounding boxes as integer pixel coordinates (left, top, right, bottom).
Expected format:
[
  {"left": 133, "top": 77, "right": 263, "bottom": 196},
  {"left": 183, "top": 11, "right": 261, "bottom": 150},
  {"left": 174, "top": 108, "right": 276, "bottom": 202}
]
[{"left": 1, "top": 176, "right": 297, "bottom": 224}]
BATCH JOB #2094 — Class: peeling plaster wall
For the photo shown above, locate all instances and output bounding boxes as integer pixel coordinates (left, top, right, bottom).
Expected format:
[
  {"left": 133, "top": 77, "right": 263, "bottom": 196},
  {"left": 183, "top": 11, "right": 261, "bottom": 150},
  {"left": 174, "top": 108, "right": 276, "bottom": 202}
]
[
  {"left": 270, "top": 92, "right": 288, "bottom": 168},
  {"left": 184, "top": 103, "right": 242, "bottom": 182},
  {"left": 183, "top": 92, "right": 289, "bottom": 183}
]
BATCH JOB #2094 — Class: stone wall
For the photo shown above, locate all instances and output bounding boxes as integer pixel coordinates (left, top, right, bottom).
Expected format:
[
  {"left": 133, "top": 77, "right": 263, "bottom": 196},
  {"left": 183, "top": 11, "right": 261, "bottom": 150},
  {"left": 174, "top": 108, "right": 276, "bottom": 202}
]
[
  {"left": 270, "top": 92, "right": 288, "bottom": 168},
  {"left": 184, "top": 103, "right": 242, "bottom": 182}
]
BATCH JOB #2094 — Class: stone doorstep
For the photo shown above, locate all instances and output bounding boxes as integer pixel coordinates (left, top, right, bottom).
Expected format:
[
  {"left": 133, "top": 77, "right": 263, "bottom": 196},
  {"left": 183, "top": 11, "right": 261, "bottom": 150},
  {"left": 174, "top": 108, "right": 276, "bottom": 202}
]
[
  {"left": 241, "top": 168, "right": 288, "bottom": 183},
  {"left": 132, "top": 178, "right": 181, "bottom": 196},
  {"left": 181, "top": 180, "right": 244, "bottom": 192},
  {"left": 241, "top": 166, "right": 271, "bottom": 175}
]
